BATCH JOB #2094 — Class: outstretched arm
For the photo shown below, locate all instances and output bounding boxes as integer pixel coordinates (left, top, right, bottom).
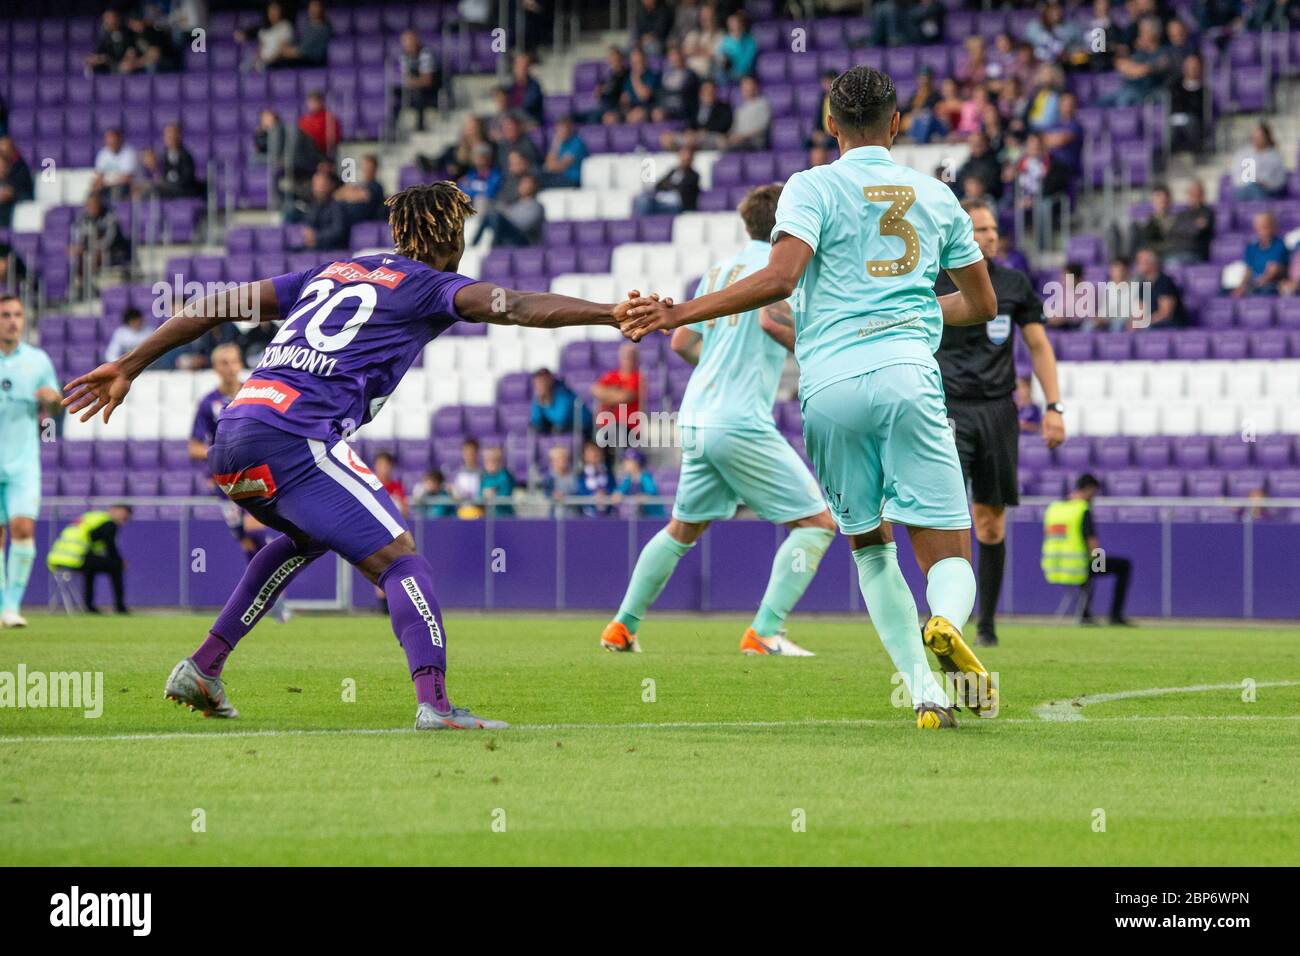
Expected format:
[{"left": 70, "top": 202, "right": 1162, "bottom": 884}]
[
  {"left": 63, "top": 280, "right": 280, "bottom": 423},
  {"left": 621, "top": 235, "right": 813, "bottom": 341},
  {"left": 455, "top": 281, "right": 627, "bottom": 329},
  {"left": 938, "top": 259, "right": 997, "bottom": 327}
]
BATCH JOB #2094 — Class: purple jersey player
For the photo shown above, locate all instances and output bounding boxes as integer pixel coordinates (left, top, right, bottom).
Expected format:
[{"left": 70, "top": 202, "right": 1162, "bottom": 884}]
[{"left": 64, "top": 182, "right": 634, "bottom": 730}]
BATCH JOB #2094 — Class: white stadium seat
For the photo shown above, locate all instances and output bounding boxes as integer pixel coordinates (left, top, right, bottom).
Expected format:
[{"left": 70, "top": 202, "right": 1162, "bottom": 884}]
[
  {"left": 1119, "top": 403, "right": 1160, "bottom": 436},
  {"left": 1184, "top": 366, "right": 1224, "bottom": 402},
  {"left": 1199, "top": 402, "right": 1240, "bottom": 436},
  {"left": 1159, "top": 403, "right": 1200, "bottom": 435},
  {"left": 1144, "top": 366, "right": 1186, "bottom": 399},
  {"left": 1079, "top": 403, "right": 1121, "bottom": 436}
]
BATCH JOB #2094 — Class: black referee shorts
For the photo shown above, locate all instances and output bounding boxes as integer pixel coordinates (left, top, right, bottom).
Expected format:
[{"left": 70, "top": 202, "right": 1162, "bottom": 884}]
[{"left": 948, "top": 396, "right": 1020, "bottom": 509}]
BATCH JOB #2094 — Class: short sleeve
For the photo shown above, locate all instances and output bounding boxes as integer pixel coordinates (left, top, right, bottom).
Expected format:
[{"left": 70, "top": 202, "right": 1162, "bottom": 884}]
[
  {"left": 191, "top": 400, "right": 214, "bottom": 444},
  {"left": 940, "top": 199, "right": 983, "bottom": 270},
  {"left": 36, "top": 351, "right": 59, "bottom": 392},
  {"left": 771, "top": 170, "right": 824, "bottom": 254},
  {"left": 1013, "top": 276, "right": 1043, "bottom": 327},
  {"left": 428, "top": 273, "right": 482, "bottom": 323},
  {"left": 270, "top": 269, "right": 313, "bottom": 311}
]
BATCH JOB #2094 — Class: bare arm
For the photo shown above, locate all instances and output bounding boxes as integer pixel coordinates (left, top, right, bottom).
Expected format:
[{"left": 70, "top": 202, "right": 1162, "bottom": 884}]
[
  {"left": 188, "top": 438, "right": 210, "bottom": 461},
  {"left": 938, "top": 259, "right": 998, "bottom": 327},
  {"left": 1021, "top": 322, "right": 1065, "bottom": 449},
  {"left": 63, "top": 280, "right": 279, "bottom": 423},
  {"left": 670, "top": 327, "right": 703, "bottom": 365},
  {"left": 454, "top": 281, "right": 624, "bottom": 329},
  {"left": 621, "top": 235, "right": 813, "bottom": 340},
  {"left": 758, "top": 300, "right": 796, "bottom": 352}
]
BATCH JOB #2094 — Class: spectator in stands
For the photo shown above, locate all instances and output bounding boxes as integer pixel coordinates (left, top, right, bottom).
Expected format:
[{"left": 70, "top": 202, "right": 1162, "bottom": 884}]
[
  {"left": 1042, "top": 90, "right": 1083, "bottom": 180},
  {"left": 67, "top": 192, "right": 130, "bottom": 282},
  {"left": 933, "top": 77, "right": 965, "bottom": 136},
  {"left": 480, "top": 447, "right": 516, "bottom": 517},
  {"left": 253, "top": 109, "right": 284, "bottom": 165},
  {"left": 284, "top": 0, "right": 332, "bottom": 68},
  {"left": 902, "top": 70, "right": 944, "bottom": 144},
  {"left": 1015, "top": 377, "right": 1042, "bottom": 434},
  {"left": 621, "top": 46, "right": 662, "bottom": 124},
  {"left": 373, "top": 453, "right": 409, "bottom": 518},
  {"left": 997, "top": 232, "right": 1032, "bottom": 274},
  {"left": 662, "top": 79, "right": 732, "bottom": 150},
  {"left": 104, "top": 308, "right": 150, "bottom": 363},
  {"left": 1111, "top": 16, "right": 1174, "bottom": 106},
  {"left": 956, "top": 36, "right": 990, "bottom": 90},
  {"left": 1164, "top": 15, "right": 1196, "bottom": 61},
  {"left": 543, "top": 444, "right": 579, "bottom": 515},
  {"left": 93, "top": 128, "right": 139, "bottom": 199},
  {"left": 592, "top": 47, "right": 631, "bottom": 124},
  {"left": 614, "top": 450, "right": 664, "bottom": 518},
  {"left": 1007, "top": 132, "right": 1066, "bottom": 211},
  {"left": 670, "top": 0, "right": 702, "bottom": 47},
  {"left": 298, "top": 90, "right": 341, "bottom": 159},
  {"left": 296, "top": 169, "right": 350, "bottom": 251},
  {"left": 494, "top": 114, "right": 541, "bottom": 172},
  {"left": 459, "top": 143, "right": 503, "bottom": 207},
  {"left": 872, "top": 0, "right": 946, "bottom": 47},
  {"left": 808, "top": 142, "right": 831, "bottom": 168},
  {"left": 717, "top": 11, "right": 757, "bottom": 81},
  {"left": 723, "top": 75, "right": 770, "bottom": 151},
  {"left": 575, "top": 440, "right": 616, "bottom": 516},
  {"left": 654, "top": 44, "right": 700, "bottom": 122},
  {"left": 1168, "top": 53, "right": 1208, "bottom": 157},
  {"left": 540, "top": 115, "right": 588, "bottom": 189},
  {"left": 472, "top": 173, "right": 544, "bottom": 248},
  {"left": 124, "top": 5, "right": 181, "bottom": 73},
  {"left": 1234, "top": 212, "right": 1290, "bottom": 298},
  {"left": 0, "top": 145, "right": 34, "bottom": 229},
  {"left": 592, "top": 343, "right": 643, "bottom": 433},
  {"left": 634, "top": 0, "right": 674, "bottom": 56},
  {"left": 1233, "top": 122, "right": 1290, "bottom": 200},
  {"left": 84, "top": 10, "right": 136, "bottom": 74},
  {"left": 507, "top": 53, "right": 545, "bottom": 126},
  {"left": 411, "top": 470, "right": 456, "bottom": 518},
  {"left": 1045, "top": 262, "right": 1089, "bottom": 330},
  {"left": 682, "top": 3, "right": 723, "bottom": 78},
  {"left": 633, "top": 147, "right": 700, "bottom": 215},
  {"left": 1129, "top": 184, "right": 1174, "bottom": 257},
  {"left": 1164, "top": 180, "right": 1215, "bottom": 265},
  {"left": 138, "top": 123, "right": 201, "bottom": 199},
  {"left": 426, "top": 115, "right": 490, "bottom": 182},
  {"left": 531, "top": 368, "right": 594, "bottom": 436},
  {"left": 1025, "top": 1, "right": 1085, "bottom": 66},
  {"left": 236, "top": 1, "right": 296, "bottom": 70},
  {"left": 496, "top": 149, "right": 533, "bottom": 205},
  {"left": 452, "top": 438, "right": 484, "bottom": 503},
  {"left": 0, "top": 240, "right": 26, "bottom": 291},
  {"left": 1132, "top": 248, "right": 1188, "bottom": 328},
  {"left": 1099, "top": 256, "right": 1140, "bottom": 330},
  {"left": 334, "top": 154, "right": 386, "bottom": 225},
  {"left": 955, "top": 85, "right": 994, "bottom": 140},
  {"left": 1025, "top": 65, "right": 1066, "bottom": 132},
  {"left": 394, "top": 29, "right": 441, "bottom": 133}
]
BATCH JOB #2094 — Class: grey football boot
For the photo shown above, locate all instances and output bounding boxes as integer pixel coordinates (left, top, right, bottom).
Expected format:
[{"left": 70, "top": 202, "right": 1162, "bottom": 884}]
[
  {"left": 164, "top": 658, "right": 240, "bottom": 719},
  {"left": 415, "top": 702, "right": 509, "bottom": 730}
]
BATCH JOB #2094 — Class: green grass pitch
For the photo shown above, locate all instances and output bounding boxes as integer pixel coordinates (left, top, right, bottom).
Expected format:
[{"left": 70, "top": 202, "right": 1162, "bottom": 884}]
[{"left": 2, "top": 612, "right": 1298, "bottom": 865}]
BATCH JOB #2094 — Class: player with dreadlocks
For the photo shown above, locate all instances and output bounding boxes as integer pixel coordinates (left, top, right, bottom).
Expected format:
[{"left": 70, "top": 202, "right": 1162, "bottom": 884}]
[{"left": 65, "top": 182, "right": 633, "bottom": 730}]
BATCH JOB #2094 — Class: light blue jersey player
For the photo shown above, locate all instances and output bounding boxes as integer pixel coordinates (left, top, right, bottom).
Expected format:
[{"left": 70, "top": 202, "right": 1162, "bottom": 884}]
[
  {"left": 620, "top": 67, "right": 1000, "bottom": 728},
  {"left": 0, "top": 295, "right": 61, "bottom": 628},
  {"left": 601, "top": 186, "right": 837, "bottom": 657}
]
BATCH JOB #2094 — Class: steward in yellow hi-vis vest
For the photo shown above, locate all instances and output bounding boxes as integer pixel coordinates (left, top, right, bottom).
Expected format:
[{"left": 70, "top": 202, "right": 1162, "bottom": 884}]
[
  {"left": 1041, "top": 498, "right": 1090, "bottom": 585},
  {"left": 46, "top": 505, "right": 132, "bottom": 615}
]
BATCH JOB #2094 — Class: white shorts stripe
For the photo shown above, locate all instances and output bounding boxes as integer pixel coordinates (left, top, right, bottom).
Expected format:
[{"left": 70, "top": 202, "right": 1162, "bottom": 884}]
[{"left": 307, "top": 439, "right": 405, "bottom": 541}]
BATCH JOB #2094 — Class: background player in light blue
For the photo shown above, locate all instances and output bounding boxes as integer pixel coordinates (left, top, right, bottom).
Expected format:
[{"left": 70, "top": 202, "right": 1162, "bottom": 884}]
[
  {"left": 620, "top": 67, "right": 999, "bottom": 728},
  {"left": 0, "top": 294, "right": 61, "bottom": 628},
  {"left": 601, "top": 185, "right": 836, "bottom": 657}
]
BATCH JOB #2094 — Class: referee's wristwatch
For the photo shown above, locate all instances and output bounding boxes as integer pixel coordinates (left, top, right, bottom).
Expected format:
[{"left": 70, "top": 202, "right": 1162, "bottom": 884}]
[{"left": 1046, "top": 402, "right": 1065, "bottom": 415}]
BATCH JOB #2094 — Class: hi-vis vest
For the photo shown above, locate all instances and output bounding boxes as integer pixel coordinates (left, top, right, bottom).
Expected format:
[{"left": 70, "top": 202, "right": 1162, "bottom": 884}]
[
  {"left": 46, "top": 511, "right": 113, "bottom": 571},
  {"left": 1041, "top": 499, "right": 1090, "bottom": 586}
]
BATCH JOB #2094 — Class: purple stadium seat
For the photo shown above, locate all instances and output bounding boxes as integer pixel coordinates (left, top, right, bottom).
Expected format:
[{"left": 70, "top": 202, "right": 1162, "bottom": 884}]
[
  {"left": 1173, "top": 436, "right": 1211, "bottom": 469},
  {"left": 1249, "top": 330, "right": 1289, "bottom": 359},
  {"left": 1133, "top": 332, "right": 1173, "bottom": 361},
  {"left": 1227, "top": 471, "right": 1266, "bottom": 497},
  {"left": 1146, "top": 472, "right": 1185, "bottom": 497},
  {"left": 1056, "top": 442, "right": 1091, "bottom": 470},
  {"left": 1056, "top": 335, "right": 1094, "bottom": 362},
  {"left": 463, "top": 406, "right": 499, "bottom": 437},
  {"left": 1172, "top": 331, "right": 1211, "bottom": 360},
  {"left": 1106, "top": 471, "right": 1145, "bottom": 497},
  {"left": 1199, "top": 297, "right": 1235, "bottom": 328},
  {"left": 1209, "top": 330, "right": 1249, "bottom": 360},
  {"left": 1255, "top": 435, "right": 1294, "bottom": 469},
  {"left": 1095, "top": 437, "right": 1131, "bottom": 468},
  {"left": 1094, "top": 333, "right": 1132, "bottom": 361},
  {"left": 1267, "top": 471, "right": 1300, "bottom": 497},
  {"left": 1213, "top": 437, "right": 1250, "bottom": 468},
  {"left": 431, "top": 407, "right": 464, "bottom": 440},
  {"left": 1186, "top": 471, "right": 1225, "bottom": 497}
]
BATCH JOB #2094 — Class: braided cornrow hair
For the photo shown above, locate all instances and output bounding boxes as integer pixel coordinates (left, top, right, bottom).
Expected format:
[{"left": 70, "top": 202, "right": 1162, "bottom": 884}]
[
  {"left": 386, "top": 181, "right": 477, "bottom": 262},
  {"left": 828, "top": 66, "right": 897, "bottom": 136}
]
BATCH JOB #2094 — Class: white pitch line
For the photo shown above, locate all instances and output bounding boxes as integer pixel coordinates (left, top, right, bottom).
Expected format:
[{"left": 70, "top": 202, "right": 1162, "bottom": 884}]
[
  {"left": 2, "top": 711, "right": 1300, "bottom": 745},
  {"left": 1031, "top": 680, "right": 1300, "bottom": 722}
]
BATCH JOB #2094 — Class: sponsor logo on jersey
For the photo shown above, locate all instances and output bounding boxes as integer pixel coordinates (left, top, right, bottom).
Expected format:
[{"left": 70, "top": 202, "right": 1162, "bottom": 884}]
[
  {"left": 228, "top": 378, "right": 301, "bottom": 412},
  {"left": 319, "top": 260, "right": 408, "bottom": 289},
  {"left": 213, "top": 464, "right": 278, "bottom": 500}
]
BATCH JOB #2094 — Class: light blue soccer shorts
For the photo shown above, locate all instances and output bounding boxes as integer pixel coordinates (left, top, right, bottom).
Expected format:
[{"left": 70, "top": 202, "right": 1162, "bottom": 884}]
[
  {"left": 0, "top": 467, "right": 41, "bottom": 525},
  {"left": 801, "top": 363, "right": 971, "bottom": 534},
  {"left": 673, "top": 424, "right": 827, "bottom": 524}
]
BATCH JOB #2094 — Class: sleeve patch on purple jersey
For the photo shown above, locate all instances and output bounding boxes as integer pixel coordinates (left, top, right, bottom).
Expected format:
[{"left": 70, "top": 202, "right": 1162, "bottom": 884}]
[{"left": 319, "top": 261, "right": 408, "bottom": 289}]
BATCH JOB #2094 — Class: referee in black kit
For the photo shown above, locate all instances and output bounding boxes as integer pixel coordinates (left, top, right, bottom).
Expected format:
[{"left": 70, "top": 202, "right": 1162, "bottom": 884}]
[{"left": 935, "top": 198, "right": 1065, "bottom": 646}]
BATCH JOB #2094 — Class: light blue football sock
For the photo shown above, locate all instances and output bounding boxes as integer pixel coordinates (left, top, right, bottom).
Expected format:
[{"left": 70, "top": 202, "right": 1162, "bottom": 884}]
[
  {"left": 853, "top": 542, "right": 949, "bottom": 708},
  {"left": 751, "top": 526, "right": 835, "bottom": 636},
  {"left": 615, "top": 529, "right": 695, "bottom": 634},
  {"left": 3, "top": 539, "right": 36, "bottom": 615},
  {"left": 925, "top": 556, "right": 977, "bottom": 631}
]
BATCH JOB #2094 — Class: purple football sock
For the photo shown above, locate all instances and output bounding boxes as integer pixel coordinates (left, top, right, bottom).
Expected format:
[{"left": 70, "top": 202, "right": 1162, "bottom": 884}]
[
  {"left": 413, "top": 666, "right": 449, "bottom": 711},
  {"left": 379, "top": 554, "right": 449, "bottom": 702},
  {"left": 192, "top": 632, "right": 233, "bottom": 676},
  {"left": 203, "top": 534, "right": 322, "bottom": 657}
]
